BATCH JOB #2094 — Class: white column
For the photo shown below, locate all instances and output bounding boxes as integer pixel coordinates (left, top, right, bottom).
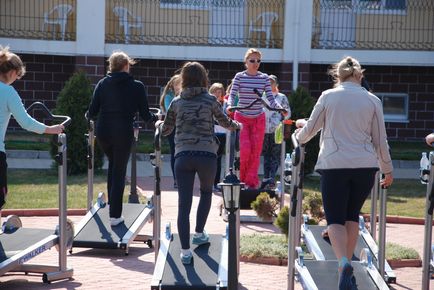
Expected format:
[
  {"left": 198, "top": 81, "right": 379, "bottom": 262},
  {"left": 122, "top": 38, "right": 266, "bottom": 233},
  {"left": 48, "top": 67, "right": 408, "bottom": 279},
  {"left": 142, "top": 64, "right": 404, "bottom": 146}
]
[
  {"left": 281, "top": 0, "right": 295, "bottom": 63},
  {"left": 282, "top": 0, "right": 314, "bottom": 90},
  {"left": 75, "top": 0, "right": 105, "bottom": 56}
]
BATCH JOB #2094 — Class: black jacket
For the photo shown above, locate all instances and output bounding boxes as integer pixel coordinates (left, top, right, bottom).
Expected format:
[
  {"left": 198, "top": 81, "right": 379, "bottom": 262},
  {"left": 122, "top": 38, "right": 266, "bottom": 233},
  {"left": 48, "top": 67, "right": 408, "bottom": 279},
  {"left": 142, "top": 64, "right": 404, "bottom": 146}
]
[{"left": 88, "top": 72, "right": 156, "bottom": 127}]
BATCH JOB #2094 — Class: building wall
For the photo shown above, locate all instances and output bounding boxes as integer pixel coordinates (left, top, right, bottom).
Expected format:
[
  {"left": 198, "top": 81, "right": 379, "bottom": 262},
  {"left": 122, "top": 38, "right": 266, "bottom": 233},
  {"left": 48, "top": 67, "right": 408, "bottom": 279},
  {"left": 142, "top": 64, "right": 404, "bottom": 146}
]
[
  {"left": 306, "top": 64, "right": 434, "bottom": 141},
  {"left": 9, "top": 53, "right": 292, "bottom": 127},
  {"left": 10, "top": 53, "right": 433, "bottom": 141}
]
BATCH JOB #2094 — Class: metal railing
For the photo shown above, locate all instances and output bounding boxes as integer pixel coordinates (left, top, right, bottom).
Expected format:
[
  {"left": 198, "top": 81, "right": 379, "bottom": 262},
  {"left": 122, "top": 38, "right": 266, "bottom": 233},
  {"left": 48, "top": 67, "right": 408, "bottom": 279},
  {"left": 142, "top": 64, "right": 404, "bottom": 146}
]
[
  {"left": 312, "top": 0, "right": 434, "bottom": 50},
  {"left": 105, "top": 0, "right": 285, "bottom": 48},
  {"left": 0, "top": 0, "right": 76, "bottom": 41}
]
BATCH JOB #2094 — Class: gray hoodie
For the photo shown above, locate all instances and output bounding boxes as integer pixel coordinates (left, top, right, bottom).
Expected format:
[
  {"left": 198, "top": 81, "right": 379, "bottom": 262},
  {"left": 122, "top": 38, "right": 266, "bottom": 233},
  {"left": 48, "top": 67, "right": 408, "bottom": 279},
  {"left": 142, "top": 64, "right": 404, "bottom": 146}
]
[
  {"left": 296, "top": 82, "right": 393, "bottom": 174},
  {"left": 162, "top": 87, "right": 239, "bottom": 156}
]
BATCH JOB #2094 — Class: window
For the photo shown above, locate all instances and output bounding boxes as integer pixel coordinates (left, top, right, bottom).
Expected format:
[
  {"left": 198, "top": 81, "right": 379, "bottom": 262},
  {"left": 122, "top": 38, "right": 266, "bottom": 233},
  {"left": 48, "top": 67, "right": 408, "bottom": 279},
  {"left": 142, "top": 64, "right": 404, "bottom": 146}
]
[
  {"left": 160, "top": 0, "right": 210, "bottom": 9},
  {"left": 377, "top": 93, "right": 409, "bottom": 122},
  {"left": 359, "top": 0, "right": 406, "bottom": 11}
]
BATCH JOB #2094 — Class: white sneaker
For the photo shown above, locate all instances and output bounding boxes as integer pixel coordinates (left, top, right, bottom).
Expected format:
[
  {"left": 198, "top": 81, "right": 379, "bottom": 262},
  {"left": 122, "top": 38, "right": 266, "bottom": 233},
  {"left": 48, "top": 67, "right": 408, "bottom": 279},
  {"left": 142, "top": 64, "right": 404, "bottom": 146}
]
[{"left": 110, "top": 216, "right": 124, "bottom": 226}]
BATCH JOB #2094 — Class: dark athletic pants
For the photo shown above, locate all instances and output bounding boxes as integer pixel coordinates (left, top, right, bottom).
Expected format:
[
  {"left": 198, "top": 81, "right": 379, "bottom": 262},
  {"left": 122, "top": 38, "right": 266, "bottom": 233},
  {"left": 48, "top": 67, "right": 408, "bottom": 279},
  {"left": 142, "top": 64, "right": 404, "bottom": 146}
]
[
  {"left": 175, "top": 153, "right": 216, "bottom": 250},
  {"left": 214, "top": 133, "right": 226, "bottom": 186},
  {"left": 97, "top": 124, "right": 133, "bottom": 219},
  {"left": 319, "top": 168, "right": 378, "bottom": 225},
  {"left": 0, "top": 152, "right": 7, "bottom": 209}
]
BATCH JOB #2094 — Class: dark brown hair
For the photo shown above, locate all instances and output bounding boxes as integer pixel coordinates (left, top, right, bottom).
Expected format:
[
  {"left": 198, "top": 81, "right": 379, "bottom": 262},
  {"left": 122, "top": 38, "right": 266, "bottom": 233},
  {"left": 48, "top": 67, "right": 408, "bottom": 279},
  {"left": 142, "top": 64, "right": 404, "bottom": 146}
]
[{"left": 180, "top": 62, "right": 209, "bottom": 89}]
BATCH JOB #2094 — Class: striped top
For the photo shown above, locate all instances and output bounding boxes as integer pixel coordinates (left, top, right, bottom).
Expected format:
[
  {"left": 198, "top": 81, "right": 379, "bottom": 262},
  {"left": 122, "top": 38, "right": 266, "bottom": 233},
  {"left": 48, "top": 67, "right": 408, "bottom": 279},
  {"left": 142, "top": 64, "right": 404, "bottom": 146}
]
[{"left": 228, "top": 71, "right": 279, "bottom": 117}]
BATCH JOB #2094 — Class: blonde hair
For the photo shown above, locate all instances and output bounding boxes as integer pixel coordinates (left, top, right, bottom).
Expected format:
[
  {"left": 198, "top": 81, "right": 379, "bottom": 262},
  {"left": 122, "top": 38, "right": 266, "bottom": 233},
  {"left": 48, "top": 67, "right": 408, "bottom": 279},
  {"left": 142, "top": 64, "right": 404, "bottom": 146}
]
[
  {"left": 0, "top": 46, "right": 25, "bottom": 78},
  {"left": 328, "top": 56, "right": 364, "bottom": 87},
  {"left": 244, "top": 48, "right": 262, "bottom": 63},
  {"left": 159, "top": 74, "right": 180, "bottom": 112},
  {"left": 108, "top": 50, "right": 136, "bottom": 73},
  {"left": 209, "top": 82, "right": 225, "bottom": 96}
]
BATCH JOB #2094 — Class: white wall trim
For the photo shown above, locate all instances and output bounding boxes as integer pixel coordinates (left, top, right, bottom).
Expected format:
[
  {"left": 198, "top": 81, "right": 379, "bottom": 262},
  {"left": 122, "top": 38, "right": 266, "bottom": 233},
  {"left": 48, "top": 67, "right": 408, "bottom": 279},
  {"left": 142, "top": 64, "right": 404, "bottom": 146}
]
[
  {"left": 105, "top": 44, "right": 283, "bottom": 62},
  {"left": 310, "top": 49, "right": 434, "bottom": 66},
  {"left": 0, "top": 38, "right": 77, "bottom": 56}
]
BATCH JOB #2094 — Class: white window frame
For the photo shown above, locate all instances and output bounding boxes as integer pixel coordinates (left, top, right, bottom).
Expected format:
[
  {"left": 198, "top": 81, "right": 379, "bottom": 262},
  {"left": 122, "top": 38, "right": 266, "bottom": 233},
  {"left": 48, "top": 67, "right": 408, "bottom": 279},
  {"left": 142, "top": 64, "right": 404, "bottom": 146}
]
[
  {"left": 160, "top": 0, "right": 210, "bottom": 10},
  {"left": 357, "top": 0, "right": 407, "bottom": 15},
  {"left": 377, "top": 93, "right": 409, "bottom": 123}
]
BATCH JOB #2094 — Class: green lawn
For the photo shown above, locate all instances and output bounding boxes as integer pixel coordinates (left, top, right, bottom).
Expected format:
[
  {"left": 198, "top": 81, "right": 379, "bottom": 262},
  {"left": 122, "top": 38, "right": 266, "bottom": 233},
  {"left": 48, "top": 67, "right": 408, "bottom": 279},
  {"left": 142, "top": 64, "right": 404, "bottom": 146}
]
[
  {"left": 388, "top": 140, "right": 430, "bottom": 160},
  {"left": 4, "top": 169, "right": 140, "bottom": 209},
  {"left": 5, "top": 170, "right": 428, "bottom": 219},
  {"left": 5, "top": 131, "right": 170, "bottom": 154},
  {"left": 301, "top": 176, "right": 427, "bottom": 218}
]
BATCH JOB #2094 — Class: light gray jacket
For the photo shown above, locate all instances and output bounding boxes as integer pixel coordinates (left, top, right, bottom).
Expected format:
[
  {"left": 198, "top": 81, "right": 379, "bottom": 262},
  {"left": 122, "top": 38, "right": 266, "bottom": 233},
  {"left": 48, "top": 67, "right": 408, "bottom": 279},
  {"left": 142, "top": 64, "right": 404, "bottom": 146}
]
[{"left": 296, "top": 82, "right": 393, "bottom": 174}]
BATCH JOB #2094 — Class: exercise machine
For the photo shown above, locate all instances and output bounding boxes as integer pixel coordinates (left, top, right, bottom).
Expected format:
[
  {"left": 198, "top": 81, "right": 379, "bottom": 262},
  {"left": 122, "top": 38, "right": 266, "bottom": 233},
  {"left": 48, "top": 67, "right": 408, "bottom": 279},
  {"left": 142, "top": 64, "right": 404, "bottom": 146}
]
[
  {"left": 70, "top": 110, "right": 161, "bottom": 255},
  {"left": 422, "top": 150, "right": 434, "bottom": 289},
  {"left": 224, "top": 89, "right": 289, "bottom": 223},
  {"left": 0, "top": 102, "right": 73, "bottom": 283},
  {"left": 151, "top": 122, "right": 229, "bottom": 289},
  {"left": 287, "top": 132, "right": 390, "bottom": 290}
]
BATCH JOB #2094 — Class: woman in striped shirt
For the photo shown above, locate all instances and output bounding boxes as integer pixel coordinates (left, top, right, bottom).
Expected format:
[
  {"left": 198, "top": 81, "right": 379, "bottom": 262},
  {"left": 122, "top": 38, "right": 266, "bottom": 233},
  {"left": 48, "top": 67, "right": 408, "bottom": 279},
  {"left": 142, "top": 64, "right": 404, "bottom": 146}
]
[{"left": 226, "top": 48, "right": 282, "bottom": 189}]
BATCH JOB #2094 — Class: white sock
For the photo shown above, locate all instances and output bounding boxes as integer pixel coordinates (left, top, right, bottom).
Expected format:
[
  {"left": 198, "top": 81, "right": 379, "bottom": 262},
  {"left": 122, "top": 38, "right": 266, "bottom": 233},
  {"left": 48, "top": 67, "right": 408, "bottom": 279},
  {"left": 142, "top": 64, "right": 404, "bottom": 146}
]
[
  {"left": 181, "top": 249, "right": 191, "bottom": 256},
  {"left": 194, "top": 232, "right": 203, "bottom": 237}
]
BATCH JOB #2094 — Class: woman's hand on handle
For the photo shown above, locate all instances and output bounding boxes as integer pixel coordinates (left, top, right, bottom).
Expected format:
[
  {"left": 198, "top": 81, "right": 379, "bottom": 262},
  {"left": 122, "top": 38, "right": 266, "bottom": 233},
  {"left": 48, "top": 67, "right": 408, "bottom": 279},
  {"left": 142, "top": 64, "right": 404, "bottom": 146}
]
[
  {"left": 380, "top": 172, "right": 393, "bottom": 188},
  {"left": 425, "top": 133, "right": 434, "bottom": 147},
  {"left": 44, "top": 124, "right": 64, "bottom": 135},
  {"left": 155, "top": 120, "right": 164, "bottom": 128},
  {"left": 295, "top": 118, "right": 307, "bottom": 128}
]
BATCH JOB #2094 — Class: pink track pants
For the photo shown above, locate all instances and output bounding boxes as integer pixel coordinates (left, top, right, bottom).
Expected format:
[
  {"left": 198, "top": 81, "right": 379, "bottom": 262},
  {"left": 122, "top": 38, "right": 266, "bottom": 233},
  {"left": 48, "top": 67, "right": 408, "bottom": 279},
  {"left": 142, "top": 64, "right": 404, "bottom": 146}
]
[{"left": 234, "top": 111, "right": 265, "bottom": 188}]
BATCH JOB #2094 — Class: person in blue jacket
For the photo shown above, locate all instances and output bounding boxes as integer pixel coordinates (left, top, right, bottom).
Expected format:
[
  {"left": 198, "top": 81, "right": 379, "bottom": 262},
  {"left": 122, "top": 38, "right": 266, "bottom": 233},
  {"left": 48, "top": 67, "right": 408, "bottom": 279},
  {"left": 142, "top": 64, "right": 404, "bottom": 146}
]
[
  {"left": 88, "top": 51, "right": 157, "bottom": 226},
  {"left": 0, "top": 46, "right": 64, "bottom": 219}
]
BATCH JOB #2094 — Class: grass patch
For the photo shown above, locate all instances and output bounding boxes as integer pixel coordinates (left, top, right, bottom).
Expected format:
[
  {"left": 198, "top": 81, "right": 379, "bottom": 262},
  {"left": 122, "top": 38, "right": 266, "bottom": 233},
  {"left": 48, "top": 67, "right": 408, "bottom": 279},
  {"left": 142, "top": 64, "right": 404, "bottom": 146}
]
[
  {"left": 386, "top": 242, "right": 420, "bottom": 260},
  {"left": 240, "top": 234, "right": 287, "bottom": 259},
  {"left": 5, "top": 169, "right": 143, "bottom": 209},
  {"left": 303, "top": 176, "right": 427, "bottom": 218},
  {"left": 240, "top": 235, "right": 419, "bottom": 261},
  {"left": 5, "top": 130, "right": 170, "bottom": 154}
]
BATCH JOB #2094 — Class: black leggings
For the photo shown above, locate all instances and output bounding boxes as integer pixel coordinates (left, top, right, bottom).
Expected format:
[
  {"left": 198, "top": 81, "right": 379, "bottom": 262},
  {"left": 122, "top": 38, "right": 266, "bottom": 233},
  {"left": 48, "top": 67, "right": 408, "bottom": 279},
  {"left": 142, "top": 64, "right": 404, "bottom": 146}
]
[
  {"left": 0, "top": 152, "right": 7, "bottom": 209},
  {"left": 319, "top": 168, "right": 378, "bottom": 225},
  {"left": 175, "top": 153, "right": 216, "bottom": 250},
  {"left": 97, "top": 127, "right": 133, "bottom": 218}
]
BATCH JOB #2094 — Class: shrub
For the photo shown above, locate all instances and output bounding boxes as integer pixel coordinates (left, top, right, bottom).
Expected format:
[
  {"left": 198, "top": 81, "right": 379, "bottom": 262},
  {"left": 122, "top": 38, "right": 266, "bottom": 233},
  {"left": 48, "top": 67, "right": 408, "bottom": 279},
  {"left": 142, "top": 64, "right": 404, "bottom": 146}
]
[
  {"left": 386, "top": 242, "right": 420, "bottom": 260},
  {"left": 274, "top": 205, "right": 289, "bottom": 238},
  {"left": 302, "top": 191, "right": 324, "bottom": 223},
  {"left": 50, "top": 71, "right": 104, "bottom": 175},
  {"left": 287, "top": 86, "right": 319, "bottom": 174},
  {"left": 251, "top": 192, "right": 279, "bottom": 221}
]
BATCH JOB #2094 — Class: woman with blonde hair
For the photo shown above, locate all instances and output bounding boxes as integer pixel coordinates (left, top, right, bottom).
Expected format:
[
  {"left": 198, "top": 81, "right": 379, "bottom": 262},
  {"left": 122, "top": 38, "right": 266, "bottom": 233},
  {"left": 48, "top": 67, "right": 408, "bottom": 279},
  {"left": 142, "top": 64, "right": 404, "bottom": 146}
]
[
  {"left": 159, "top": 74, "right": 181, "bottom": 188},
  {"left": 0, "top": 46, "right": 64, "bottom": 216},
  {"left": 88, "top": 50, "right": 157, "bottom": 226},
  {"left": 295, "top": 56, "right": 393, "bottom": 289},
  {"left": 226, "top": 48, "right": 283, "bottom": 189}
]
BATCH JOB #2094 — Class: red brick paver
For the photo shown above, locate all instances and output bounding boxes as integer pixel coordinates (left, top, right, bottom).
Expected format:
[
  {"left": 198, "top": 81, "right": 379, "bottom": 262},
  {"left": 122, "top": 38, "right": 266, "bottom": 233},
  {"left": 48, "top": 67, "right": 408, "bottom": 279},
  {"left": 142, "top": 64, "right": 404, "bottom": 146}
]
[{"left": 0, "top": 176, "right": 432, "bottom": 289}]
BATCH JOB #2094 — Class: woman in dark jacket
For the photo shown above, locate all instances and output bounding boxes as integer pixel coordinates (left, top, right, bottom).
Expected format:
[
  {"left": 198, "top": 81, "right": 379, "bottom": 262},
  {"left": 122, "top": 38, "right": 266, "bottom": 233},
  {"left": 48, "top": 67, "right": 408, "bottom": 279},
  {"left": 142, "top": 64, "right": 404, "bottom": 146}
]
[{"left": 88, "top": 51, "right": 156, "bottom": 226}]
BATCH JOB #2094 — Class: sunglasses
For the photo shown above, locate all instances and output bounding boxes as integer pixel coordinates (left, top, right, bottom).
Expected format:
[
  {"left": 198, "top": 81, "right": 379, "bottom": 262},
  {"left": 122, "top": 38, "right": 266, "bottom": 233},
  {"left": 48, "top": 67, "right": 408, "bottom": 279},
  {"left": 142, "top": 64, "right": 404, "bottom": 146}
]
[{"left": 248, "top": 59, "right": 261, "bottom": 64}]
